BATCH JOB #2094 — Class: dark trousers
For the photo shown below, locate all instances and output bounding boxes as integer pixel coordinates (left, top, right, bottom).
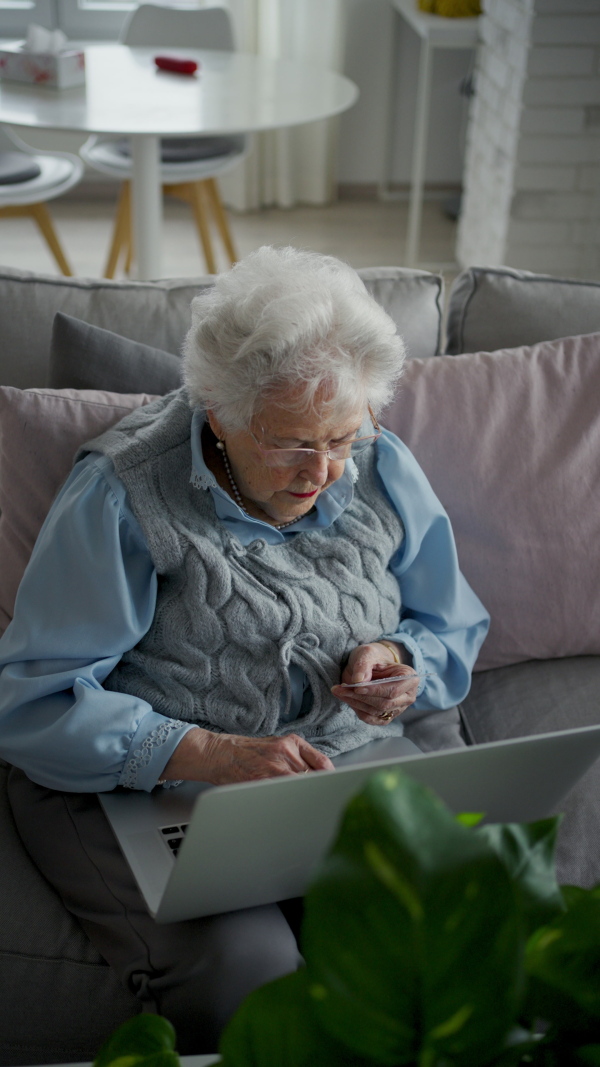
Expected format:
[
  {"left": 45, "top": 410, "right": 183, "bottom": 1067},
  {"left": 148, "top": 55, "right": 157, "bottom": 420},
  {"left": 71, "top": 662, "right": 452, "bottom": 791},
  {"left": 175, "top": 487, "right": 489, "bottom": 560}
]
[{"left": 7, "top": 768, "right": 302, "bottom": 1055}]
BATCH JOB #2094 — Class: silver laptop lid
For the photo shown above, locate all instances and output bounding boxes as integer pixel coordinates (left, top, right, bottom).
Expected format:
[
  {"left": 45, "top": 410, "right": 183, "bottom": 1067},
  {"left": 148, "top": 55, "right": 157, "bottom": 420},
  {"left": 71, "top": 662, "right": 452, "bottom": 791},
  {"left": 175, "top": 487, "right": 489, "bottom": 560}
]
[{"left": 145, "top": 724, "right": 600, "bottom": 922}]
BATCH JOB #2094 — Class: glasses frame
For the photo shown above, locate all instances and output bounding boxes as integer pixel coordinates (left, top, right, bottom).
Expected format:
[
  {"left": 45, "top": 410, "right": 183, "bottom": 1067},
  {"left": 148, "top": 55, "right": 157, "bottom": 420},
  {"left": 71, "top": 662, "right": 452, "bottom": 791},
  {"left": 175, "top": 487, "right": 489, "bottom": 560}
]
[{"left": 250, "top": 406, "right": 382, "bottom": 469}]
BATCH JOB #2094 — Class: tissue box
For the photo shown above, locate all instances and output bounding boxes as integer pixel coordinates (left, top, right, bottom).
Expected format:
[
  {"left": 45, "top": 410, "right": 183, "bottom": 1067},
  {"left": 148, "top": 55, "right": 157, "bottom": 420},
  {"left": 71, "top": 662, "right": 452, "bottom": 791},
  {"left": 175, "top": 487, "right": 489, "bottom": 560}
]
[{"left": 0, "top": 42, "right": 85, "bottom": 89}]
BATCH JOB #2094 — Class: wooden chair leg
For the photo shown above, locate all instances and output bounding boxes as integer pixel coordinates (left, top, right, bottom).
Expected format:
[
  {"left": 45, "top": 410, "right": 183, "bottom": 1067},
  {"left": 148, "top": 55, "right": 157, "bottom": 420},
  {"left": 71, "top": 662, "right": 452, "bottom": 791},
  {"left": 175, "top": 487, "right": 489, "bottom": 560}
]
[
  {"left": 124, "top": 231, "right": 134, "bottom": 276},
  {"left": 104, "top": 182, "right": 131, "bottom": 279},
  {"left": 191, "top": 181, "right": 218, "bottom": 274},
  {"left": 205, "top": 177, "right": 237, "bottom": 265},
  {"left": 174, "top": 180, "right": 218, "bottom": 274},
  {"left": 29, "top": 203, "right": 73, "bottom": 276}
]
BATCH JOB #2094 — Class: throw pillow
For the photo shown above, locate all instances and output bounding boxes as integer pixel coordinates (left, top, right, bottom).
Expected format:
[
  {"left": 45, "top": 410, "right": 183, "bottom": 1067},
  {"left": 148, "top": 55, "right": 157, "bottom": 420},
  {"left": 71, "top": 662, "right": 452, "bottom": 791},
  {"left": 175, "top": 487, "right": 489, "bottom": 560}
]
[
  {"left": 382, "top": 332, "right": 600, "bottom": 671},
  {"left": 49, "top": 313, "right": 182, "bottom": 394},
  {"left": 0, "top": 387, "right": 157, "bottom": 635},
  {"left": 446, "top": 266, "right": 600, "bottom": 355}
]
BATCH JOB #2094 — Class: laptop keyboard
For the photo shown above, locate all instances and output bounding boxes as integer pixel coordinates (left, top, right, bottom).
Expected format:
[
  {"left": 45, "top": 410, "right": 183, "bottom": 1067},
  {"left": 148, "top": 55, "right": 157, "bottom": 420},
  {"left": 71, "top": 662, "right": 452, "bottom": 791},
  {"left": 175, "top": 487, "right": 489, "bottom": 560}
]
[{"left": 159, "top": 822, "right": 189, "bottom": 857}]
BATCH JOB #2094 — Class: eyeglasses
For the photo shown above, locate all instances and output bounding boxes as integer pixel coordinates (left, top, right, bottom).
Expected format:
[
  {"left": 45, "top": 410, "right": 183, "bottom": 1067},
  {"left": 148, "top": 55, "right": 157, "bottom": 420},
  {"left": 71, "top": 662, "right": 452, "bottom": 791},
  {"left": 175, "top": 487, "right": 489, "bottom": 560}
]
[{"left": 250, "top": 409, "right": 382, "bottom": 469}]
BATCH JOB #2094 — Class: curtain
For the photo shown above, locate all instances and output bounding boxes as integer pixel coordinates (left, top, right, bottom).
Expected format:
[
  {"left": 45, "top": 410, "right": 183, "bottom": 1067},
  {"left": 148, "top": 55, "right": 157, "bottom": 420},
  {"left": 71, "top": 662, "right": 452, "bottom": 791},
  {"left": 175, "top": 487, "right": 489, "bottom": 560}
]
[{"left": 219, "top": 0, "right": 346, "bottom": 210}]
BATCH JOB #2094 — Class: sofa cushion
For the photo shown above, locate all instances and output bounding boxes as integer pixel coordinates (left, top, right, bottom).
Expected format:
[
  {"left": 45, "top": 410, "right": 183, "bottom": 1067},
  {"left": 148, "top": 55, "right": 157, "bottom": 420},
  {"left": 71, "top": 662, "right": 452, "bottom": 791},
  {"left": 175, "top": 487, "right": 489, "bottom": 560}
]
[
  {"left": 0, "top": 265, "right": 443, "bottom": 390},
  {"left": 0, "top": 388, "right": 156, "bottom": 635},
  {"left": 0, "top": 764, "right": 139, "bottom": 1066},
  {"left": 49, "top": 313, "right": 182, "bottom": 394},
  {"left": 446, "top": 266, "right": 600, "bottom": 355},
  {"left": 460, "top": 656, "right": 600, "bottom": 888},
  {"left": 356, "top": 267, "right": 443, "bottom": 360},
  {"left": 382, "top": 331, "right": 600, "bottom": 671}
]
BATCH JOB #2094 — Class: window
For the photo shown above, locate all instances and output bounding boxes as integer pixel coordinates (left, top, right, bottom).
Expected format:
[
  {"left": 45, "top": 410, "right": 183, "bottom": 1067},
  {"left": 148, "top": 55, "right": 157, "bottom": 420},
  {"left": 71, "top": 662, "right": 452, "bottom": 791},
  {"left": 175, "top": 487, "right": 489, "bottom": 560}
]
[
  {"left": 56, "top": 0, "right": 130, "bottom": 40},
  {"left": 0, "top": 0, "right": 211, "bottom": 40},
  {"left": 0, "top": 0, "right": 56, "bottom": 37}
]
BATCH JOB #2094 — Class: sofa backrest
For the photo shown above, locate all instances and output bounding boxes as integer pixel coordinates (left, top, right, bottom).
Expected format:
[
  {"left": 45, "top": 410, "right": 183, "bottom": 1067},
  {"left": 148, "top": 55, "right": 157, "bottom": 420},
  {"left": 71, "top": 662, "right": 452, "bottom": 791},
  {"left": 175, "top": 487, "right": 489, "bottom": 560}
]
[{"left": 0, "top": 266, "right": 444, "bottom": 390}]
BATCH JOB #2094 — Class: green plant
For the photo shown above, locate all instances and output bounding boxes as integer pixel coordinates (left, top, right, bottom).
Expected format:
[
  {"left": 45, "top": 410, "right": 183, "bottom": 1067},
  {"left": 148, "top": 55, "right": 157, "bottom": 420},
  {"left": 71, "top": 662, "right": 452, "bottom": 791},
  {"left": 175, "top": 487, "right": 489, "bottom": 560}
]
[
  {"left": 93, "top": 1014, "right": 180, "bottom": 1067},
  {"left": 93, "top": 770, "right": 600, "bottom": 1067},
  {"left": 219, "top": 770, "right": 600, "bottom": 1066}
]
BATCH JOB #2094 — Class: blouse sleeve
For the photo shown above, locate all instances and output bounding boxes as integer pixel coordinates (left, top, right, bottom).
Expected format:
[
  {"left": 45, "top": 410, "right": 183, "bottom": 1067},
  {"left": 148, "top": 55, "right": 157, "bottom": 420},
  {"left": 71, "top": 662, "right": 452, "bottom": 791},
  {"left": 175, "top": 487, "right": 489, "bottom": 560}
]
[
  {"left": 0, "top": 453, "right": 196, "bottom": 793},
  {"left": 375, "top": 429, "right": 490, "bottom": 710}
]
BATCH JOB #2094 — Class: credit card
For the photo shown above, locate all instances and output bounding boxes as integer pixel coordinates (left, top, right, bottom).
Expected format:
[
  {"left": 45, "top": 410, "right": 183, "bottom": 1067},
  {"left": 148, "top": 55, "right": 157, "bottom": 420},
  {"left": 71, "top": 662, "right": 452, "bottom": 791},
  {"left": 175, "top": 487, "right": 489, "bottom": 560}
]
[{"left": 338, "top": 672, "right": 437, "bottom": 690}]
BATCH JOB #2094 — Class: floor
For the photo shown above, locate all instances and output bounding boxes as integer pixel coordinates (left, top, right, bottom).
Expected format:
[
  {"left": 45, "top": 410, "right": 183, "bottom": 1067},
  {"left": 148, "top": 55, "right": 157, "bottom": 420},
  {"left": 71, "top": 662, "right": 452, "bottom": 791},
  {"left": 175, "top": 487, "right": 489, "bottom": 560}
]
[{"left": 0, "top": 189, "right": 460, "bottom": 292}]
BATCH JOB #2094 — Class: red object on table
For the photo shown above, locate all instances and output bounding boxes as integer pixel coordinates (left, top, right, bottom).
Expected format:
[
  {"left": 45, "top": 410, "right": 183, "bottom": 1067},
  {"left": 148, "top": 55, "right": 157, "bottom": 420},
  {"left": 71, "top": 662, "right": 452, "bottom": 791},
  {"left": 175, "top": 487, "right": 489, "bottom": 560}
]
[{"left": 154, "top": 55, "right": 198, "bottom": 75}]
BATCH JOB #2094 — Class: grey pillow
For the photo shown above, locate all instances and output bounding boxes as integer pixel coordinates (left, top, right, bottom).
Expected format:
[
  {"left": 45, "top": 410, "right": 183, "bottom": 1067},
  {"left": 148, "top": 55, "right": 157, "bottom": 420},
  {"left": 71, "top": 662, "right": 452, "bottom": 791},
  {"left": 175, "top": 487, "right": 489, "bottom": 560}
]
[
  {"left": 446, "top": 266, "right": 600, "bottom": 355},
  {"left": 49, "top": 313, "right": 183, "bottom": 394}
]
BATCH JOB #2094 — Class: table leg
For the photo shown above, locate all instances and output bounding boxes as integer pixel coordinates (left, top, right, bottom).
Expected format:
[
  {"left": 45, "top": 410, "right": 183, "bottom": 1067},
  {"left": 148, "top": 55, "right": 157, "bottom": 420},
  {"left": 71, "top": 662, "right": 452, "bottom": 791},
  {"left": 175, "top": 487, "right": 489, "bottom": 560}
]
[
  {"left": 131, "top": 133, "right": 162, "bottom": 280},
  {"left": 405, "top": 36, "right": 432, "bottom": 267}
]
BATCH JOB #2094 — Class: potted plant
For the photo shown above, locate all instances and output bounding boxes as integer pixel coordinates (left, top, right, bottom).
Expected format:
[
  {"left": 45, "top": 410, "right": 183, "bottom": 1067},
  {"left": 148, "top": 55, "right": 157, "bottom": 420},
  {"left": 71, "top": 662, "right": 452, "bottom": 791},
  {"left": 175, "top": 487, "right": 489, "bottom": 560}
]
[{"left": 94, "top": 770, "right": 600, "bottom": 1067}]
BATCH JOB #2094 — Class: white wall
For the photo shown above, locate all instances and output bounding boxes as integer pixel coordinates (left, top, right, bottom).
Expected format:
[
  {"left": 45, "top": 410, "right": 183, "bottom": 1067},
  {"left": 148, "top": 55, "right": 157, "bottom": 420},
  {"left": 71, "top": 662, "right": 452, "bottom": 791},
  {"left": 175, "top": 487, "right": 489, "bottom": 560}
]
[
  {"left": 457, "top": 0, "right": 600, "bottom": 278},
  {"left": 339, "top": 0, "right": 474, "bottom": 186},
  {"left": 4, "top": 0, "right": 473, "bottom": 190}
]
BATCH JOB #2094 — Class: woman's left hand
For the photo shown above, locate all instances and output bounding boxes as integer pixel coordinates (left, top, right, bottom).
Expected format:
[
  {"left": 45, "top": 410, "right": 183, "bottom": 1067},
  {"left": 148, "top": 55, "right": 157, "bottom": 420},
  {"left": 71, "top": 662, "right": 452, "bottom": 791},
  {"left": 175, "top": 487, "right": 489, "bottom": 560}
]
[{"left": 331, "top": 642, "right": 419, "bottom": 726}]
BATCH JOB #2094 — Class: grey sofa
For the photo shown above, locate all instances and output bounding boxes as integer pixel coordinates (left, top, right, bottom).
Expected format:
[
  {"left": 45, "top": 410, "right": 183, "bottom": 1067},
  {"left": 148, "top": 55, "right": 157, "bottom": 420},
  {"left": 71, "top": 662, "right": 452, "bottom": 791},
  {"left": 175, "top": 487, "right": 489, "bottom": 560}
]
[{"left": 0, "top": 262, "right": 599, "bottom": 1065}]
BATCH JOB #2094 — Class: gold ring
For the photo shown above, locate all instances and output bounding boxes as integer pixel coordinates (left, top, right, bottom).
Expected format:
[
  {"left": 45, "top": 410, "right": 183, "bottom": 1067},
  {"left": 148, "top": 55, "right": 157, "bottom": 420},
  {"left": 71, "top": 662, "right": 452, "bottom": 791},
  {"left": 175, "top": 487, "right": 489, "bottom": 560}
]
[{"left": 379, "top": 711, "right": 394, "bottom": 721}]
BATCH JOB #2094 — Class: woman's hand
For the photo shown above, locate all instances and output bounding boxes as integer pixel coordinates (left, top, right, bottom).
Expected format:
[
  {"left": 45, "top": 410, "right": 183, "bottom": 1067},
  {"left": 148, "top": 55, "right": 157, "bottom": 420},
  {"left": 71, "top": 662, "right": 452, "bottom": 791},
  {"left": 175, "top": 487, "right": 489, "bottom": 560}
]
[
  {"left": 331, "top": 641, "right": 419, "bottom": 727},
  {"left": 160, "top": 728, "right": 334, "bottom": 785}
]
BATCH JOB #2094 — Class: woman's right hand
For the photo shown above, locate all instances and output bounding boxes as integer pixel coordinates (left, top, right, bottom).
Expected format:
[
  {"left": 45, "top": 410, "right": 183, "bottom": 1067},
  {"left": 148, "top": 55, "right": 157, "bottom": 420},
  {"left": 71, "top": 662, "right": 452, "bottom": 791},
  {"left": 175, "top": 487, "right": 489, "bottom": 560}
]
[{"left": 160, "top": 727, "right": 334, "bottom": 785}]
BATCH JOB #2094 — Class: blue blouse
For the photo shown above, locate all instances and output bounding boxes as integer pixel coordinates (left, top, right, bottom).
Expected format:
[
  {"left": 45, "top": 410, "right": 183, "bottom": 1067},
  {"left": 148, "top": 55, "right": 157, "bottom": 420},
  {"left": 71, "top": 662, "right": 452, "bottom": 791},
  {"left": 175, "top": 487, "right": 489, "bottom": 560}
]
[{"left": 0, "top": 413, "right": 489, "bottom": 793}]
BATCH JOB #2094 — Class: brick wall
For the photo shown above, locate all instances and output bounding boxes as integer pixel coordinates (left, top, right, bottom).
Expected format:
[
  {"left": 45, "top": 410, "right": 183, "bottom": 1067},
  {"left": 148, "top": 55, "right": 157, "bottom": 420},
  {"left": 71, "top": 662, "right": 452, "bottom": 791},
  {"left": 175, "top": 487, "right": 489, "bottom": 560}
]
[{"left": 456, "top": 0, "right": 600, "bottom": 279}]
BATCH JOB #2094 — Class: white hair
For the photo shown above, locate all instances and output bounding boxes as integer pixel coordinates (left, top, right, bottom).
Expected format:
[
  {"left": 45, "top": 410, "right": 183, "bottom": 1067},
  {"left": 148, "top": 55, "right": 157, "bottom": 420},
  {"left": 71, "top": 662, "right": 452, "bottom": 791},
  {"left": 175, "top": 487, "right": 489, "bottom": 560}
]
[{"left": 183, "top": 245, "right": 405, "bottom": 433}]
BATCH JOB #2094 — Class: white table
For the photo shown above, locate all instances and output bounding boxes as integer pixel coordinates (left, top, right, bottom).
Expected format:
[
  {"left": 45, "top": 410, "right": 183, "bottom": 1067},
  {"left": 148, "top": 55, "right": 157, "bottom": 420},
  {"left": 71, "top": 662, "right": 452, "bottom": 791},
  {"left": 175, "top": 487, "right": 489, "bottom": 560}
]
[
  {"left": 0, "top": 44, "right": 358, "bottom": 279},
  {"left": 383, "top": 0, "right": 479, "bottom": 266}
]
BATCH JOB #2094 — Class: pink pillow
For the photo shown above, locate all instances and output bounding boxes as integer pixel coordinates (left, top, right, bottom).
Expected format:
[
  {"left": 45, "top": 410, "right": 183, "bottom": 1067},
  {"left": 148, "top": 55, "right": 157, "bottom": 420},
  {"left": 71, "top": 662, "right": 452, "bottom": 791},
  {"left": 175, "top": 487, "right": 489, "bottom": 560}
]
[
  {"left": 0, "top": 388, "right": 157, "bottom": 635},
  {"left": 382, "top": 333, "right": 600, "bottom": 671}
]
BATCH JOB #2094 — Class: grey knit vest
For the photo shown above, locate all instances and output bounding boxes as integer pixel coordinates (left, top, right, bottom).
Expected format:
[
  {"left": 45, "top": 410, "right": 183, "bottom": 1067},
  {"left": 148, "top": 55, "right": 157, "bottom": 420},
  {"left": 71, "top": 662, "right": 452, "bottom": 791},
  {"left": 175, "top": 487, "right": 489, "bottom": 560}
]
[{"left": 84, "top": 389, "right": 407, "bottom": 757}]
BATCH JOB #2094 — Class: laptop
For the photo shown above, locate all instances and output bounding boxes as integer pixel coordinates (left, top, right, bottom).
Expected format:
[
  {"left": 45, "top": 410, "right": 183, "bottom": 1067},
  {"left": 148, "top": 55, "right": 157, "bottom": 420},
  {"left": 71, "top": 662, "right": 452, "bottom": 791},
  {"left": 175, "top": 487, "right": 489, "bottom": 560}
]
[{"left": 99, "top": 725, "right": 600, "bottom": 923}]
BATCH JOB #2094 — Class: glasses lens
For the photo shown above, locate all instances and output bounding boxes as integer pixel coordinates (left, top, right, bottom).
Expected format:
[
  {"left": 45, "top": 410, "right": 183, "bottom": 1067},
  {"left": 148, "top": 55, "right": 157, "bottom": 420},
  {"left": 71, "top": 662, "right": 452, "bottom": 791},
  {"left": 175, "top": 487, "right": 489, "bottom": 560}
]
[
  {"left": 263, "top": 449, "right": 308, "bottom": 469},
  {"left": 327, "top": 443, "right": 353, "bottom": 461},
  {"left": 262, "top": 435, "right": 379, "bottom": 467}
]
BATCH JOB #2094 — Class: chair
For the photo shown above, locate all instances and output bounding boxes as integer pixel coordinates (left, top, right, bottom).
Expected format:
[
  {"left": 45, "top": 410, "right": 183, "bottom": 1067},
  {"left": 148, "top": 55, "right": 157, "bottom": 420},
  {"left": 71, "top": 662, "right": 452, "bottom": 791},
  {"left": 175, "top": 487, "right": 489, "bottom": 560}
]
[
  {"left": 0, "top": 126, "right": 84, "bottom": 276},
  {"left": 80, "top": 4, "right": 246, "bottom": 278}
]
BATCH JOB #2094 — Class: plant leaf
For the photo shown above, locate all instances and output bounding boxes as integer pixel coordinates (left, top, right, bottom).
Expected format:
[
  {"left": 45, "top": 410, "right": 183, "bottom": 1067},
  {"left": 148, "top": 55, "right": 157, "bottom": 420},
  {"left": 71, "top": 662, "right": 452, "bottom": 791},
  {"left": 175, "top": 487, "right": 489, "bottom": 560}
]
[
  {"left": 575, "top": 1045, "right": 600, "bottom": 1066},
  {"left": 561, "top": 884, "right": 589, "bottom": 908},
  {"left": 115, "top": 1055, "right": 179, "bottom": 1067},
  {"left": 456, "top": 812, "right": 485, "bottom": 828},
  {"left": 93, "top": 1017, "right": 177, "bottom": 1067},
  {"left": 218, "top": 967, "right": 378, "bottom": 1067},
  {"left": 525, "top": 887, "right": 600, "bottom": 1040},
  {"left": 480, "top": 1028, "right": 547, "bottom": 1067},
  {"left": 302, "top": 770, "right": 523, "bottom": 1066},
  {"left": 477, "top": 819, "right": 564, "bottom": 936}
]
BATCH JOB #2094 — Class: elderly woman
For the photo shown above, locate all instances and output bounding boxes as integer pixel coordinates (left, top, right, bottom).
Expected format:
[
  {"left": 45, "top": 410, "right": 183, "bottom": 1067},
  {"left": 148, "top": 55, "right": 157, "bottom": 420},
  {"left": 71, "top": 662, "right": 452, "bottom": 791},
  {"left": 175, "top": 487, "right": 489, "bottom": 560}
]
[{"left": 0, "top": 247, "right": 488, "bottom": 1052}]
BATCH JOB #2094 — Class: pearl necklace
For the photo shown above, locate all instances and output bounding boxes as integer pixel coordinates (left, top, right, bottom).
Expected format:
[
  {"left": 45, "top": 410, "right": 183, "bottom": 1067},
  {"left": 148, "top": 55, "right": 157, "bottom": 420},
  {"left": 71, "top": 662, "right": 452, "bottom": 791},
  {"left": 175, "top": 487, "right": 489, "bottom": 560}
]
[{"left": 216, "top": 441, "right": 299, "bottom": 531}]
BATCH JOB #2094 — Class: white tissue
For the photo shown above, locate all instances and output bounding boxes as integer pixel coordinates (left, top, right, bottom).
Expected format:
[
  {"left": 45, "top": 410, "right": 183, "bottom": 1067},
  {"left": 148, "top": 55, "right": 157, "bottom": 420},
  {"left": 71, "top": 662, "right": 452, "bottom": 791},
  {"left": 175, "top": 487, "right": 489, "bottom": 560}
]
[{"left": 24, "top": 24, "right": 69, "bottom": 55}]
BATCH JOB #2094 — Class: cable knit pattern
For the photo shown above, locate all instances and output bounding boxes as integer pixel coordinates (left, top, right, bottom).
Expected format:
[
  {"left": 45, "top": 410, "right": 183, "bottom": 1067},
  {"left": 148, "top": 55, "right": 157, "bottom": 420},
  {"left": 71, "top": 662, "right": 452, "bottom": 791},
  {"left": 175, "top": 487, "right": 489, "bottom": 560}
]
[{"left": 82, "top": 390, "right": 406, "bottom": 757}]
